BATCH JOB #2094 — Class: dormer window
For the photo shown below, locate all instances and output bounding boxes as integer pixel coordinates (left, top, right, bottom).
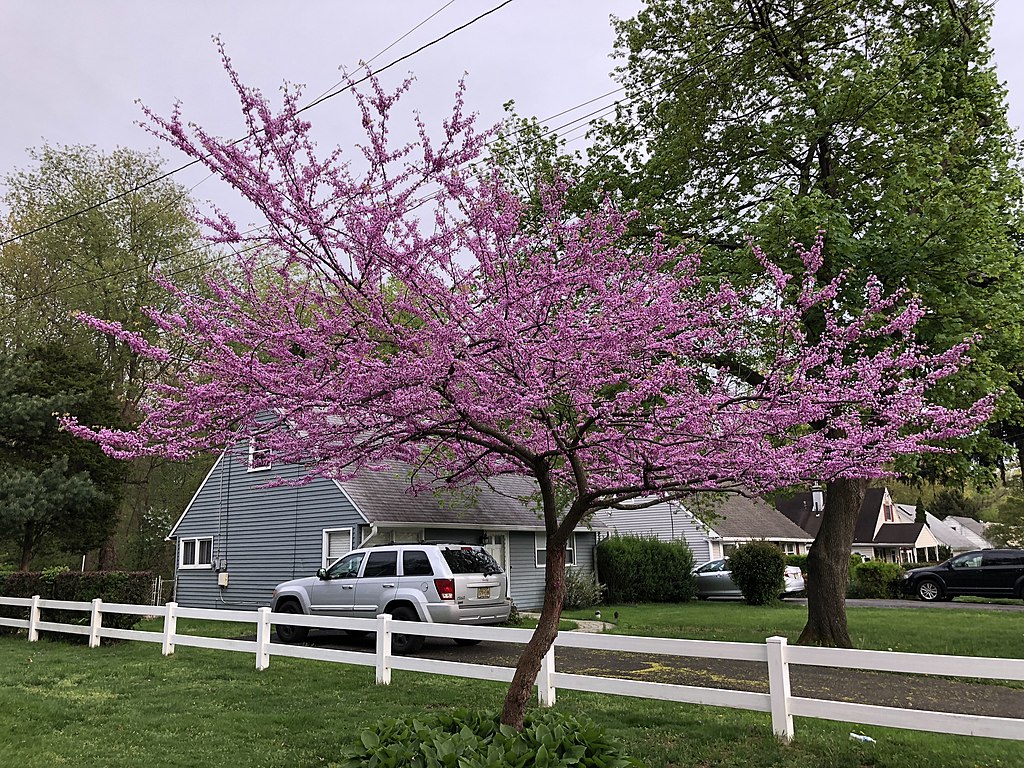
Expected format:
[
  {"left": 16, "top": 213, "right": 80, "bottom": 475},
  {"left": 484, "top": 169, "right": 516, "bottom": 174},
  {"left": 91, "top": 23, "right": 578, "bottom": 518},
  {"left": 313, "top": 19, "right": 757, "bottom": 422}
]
[{"left": 248, "top": 438, "right": 272, "bottom": 472}]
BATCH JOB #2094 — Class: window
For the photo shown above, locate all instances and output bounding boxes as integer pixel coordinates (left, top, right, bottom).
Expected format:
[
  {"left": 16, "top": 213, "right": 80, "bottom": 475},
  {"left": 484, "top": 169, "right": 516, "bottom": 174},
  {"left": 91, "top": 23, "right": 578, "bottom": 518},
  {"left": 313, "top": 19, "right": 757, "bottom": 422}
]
[
  {"left": 535, "top": 533, "right": 576, "bottom": 568},
  {"left": 180, "top": 537, "right": 213, "bottom": 569},
  {"left": 883, "top": 503, "right": 894, "bottom": 522},
  {"left": 326, "top": 551, "right": 365, "bottom": 579},
  {"left": 951, "top": 552, "right": 983, "bottom": 569},
  {"left": 322, "top": 528, "right": 353, "bottom": 568},
  {"left": 248, "top": 438, "right": 272, "bottom": 472},
  {"left": 403, "top": 550, "right": 434, "bottom": 576},
  {"left": 362, "top": 551, "right": 398, "bottom": 578}
]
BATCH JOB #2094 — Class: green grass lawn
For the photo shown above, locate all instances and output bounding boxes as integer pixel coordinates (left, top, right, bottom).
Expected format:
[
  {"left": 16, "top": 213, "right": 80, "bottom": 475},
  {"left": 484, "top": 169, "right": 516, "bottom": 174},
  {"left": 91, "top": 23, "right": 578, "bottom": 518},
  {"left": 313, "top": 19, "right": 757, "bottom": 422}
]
[
  {"left": 564, "top": 600, "right": 1024, "bottom": 659},
  {"left": 1, "top": 628, "right": 1023, "bottom": 768},
  {"left": 2, "top": 605, "right": 1023, "bottom": 767}
]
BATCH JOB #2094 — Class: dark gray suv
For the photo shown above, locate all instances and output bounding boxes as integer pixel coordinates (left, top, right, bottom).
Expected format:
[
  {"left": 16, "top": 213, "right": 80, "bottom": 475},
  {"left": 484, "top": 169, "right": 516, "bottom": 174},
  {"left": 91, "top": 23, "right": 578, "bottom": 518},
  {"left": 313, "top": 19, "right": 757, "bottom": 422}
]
[
  {"left": 900, "top": 549, "right": 1024, "bottom": 602},
  {"left": 271, "top": 543, "right": 511, "bottom": 652}
]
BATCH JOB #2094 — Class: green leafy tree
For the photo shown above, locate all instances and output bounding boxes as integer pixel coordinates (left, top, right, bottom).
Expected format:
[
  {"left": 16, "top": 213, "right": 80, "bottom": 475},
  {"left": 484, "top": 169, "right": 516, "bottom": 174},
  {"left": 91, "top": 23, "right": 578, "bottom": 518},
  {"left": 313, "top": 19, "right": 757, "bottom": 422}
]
[
  {"left": 929, "top": 488, "right": 984, "bottom": 520},
  {"left": 0, "top": 344, "right": 125, "bottom": 569},
  {"left": 987, "top": 489, "right": 1024, "bottom": 547},
  {"left": 0, "top": 144, "right": 211, "bottom": 568},
  {"left": 727, "top": 541, "right": 786, "bottom": 606},
  {"left": 594, "top": 0, "right": 1024, "bottom": 646}
]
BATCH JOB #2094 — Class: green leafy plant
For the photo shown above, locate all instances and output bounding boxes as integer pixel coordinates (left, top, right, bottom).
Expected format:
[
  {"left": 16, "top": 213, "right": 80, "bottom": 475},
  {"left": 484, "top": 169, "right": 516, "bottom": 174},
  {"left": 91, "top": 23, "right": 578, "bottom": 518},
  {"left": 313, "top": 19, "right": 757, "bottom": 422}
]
[
  {"left": 849, "top": 561, "right": 905, "bottom": 599},
  {"left": 335, "top": 709, "right": 642, "bottom": 768},
  {"left": 728, "top": 542, "right": 785, "bottom": 606},
  {"left": 596, "top": 536, "right": 696, "bottom": 603},
  {"left": 563, "top": 568, "right": 605, "bottom": 610}
]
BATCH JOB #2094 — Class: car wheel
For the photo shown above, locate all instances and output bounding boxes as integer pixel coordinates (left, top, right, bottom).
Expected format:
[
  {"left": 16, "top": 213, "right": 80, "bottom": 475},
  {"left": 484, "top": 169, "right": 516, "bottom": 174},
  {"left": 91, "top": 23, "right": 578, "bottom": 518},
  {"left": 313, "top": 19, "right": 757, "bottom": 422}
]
[
  {"left": 916, "top": 579, "right": 943, "bottom": 602},
  {"left": 273, "top": 600, "right": 309, "bottom": 644},
  {"left": 389, "top": 606, "right": 424, "bottom": 655},
  {"left": 453, "top": 638, "right": 482, "bottom": 646}
]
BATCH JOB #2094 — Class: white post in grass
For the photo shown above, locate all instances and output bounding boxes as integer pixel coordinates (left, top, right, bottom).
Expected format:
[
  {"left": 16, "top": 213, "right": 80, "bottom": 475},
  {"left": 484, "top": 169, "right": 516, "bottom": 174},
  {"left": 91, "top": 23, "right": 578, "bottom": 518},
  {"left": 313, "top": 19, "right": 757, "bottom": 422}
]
[
  {"left": 88, "top": 598, "right": 103, "bottom": 648},
  {"left": 255, "top": 607, "right": 271, "bottom": 670},
  {"left": 375, "top": 613, "right": 392, "bottom": 685},
  {"left": 766, "top": 636, "right": 794, "bottom": 742},
  {"left": 28, "top": 595, "right": 41, "bottom": 642},
  {"left": 537, "top": 645, "right": 556, "bottom": 707},
  {"left": 162, "top": 602, "right": 178, "bottom": 656}
]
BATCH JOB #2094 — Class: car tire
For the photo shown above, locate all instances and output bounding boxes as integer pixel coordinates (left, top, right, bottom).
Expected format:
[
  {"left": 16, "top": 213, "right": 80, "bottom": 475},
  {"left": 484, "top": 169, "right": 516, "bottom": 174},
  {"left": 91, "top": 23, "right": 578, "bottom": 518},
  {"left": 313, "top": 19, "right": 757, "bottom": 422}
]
[
  {"left": 389, "top": 606, "right": 424, "bottom": 655},
  {"left": 916, "top": 579, "right": 943, "bottom": 602},
  {"left": 274, "top": 600, "right": 309, "bottom": 644},
  {"left": 453, "top": 638, "right": 482, "bottom": 646}
]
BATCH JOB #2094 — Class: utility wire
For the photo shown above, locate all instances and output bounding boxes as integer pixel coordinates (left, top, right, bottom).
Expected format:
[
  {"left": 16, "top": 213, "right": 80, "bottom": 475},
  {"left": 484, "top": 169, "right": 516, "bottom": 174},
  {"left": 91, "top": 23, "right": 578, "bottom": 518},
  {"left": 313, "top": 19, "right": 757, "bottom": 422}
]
[{"left": 0, "top": 0, "right": 513, "bottom": 249}]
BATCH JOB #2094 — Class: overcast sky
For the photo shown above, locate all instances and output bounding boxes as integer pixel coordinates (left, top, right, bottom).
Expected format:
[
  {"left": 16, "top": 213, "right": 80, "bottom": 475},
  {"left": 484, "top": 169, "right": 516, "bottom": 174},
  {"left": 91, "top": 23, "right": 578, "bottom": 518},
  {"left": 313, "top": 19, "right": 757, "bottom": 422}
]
[{"left": 1, "top": 0, "right": 1021, "bottom": 230}]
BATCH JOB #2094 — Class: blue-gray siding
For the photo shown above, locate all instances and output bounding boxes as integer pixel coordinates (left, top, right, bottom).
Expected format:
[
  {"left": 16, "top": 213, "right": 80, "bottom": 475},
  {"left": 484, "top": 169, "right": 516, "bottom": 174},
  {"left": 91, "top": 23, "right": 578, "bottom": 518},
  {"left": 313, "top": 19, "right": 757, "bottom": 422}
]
[
  {"left": 596, "top": 504, "right": 715, "bottom": 565},
  {"left": 172, "top": 456, "right": 364, "bottom": 609},
  {"left": 508, "top": 530, "right": 598, "bottom": 611}
]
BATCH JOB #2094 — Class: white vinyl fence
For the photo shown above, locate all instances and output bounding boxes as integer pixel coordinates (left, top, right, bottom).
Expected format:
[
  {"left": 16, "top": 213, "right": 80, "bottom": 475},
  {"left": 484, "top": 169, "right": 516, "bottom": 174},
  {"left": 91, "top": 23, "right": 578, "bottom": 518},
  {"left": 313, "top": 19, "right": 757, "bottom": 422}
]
[{"left": 1, "top": 595, "right": 1022, "bottom": 744}]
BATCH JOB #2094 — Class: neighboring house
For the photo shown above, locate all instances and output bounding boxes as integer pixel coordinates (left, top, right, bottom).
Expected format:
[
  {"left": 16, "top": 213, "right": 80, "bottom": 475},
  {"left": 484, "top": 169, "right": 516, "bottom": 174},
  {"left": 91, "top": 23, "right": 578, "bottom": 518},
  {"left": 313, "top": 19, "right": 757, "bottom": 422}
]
[
  {"left": 778, "top": 487, "right": 942, "bottom": 563},
  {"left": 168, "top": 449, "right": 602, "bottom": 612},
  {"left": 912, "top": 509, "right": 978, "bottom": 554},
  {"left": 944, "top": 516, "right": 994, "bottom": 550},
  {"left": 595, "top": 493, "right": 813, "bottom": 566}
]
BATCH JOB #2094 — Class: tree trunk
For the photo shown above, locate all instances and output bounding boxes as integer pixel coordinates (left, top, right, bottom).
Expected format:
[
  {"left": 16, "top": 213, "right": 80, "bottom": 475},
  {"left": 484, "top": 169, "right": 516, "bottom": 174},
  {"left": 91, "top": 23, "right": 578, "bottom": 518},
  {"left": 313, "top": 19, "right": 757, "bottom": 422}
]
[
  {"left": 500, "top": 543, "right": 566, "bottom": 729},
  {"left": 19, "top": 523, "right": 36, "bottom": 572},
  {"left": 797, "top": 477, "right": 866, "bottom": 647}
]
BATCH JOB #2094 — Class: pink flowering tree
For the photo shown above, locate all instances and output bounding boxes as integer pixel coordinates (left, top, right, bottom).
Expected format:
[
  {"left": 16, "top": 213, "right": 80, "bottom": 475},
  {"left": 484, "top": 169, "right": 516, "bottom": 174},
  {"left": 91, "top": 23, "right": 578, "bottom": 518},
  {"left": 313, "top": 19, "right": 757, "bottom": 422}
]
[{"left": 65, "top": 54, "right": 990, "bottom": 728}]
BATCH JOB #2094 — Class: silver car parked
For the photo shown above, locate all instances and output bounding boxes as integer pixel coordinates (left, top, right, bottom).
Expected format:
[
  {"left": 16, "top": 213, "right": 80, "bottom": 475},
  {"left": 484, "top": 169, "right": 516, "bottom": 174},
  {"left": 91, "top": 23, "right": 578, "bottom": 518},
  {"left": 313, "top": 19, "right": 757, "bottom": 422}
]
[
  {"left": 694, "top": 558, "right": 805, "bottom": 599},
  {"left": 271, "top": 543, "right": 511, "bottom": 653}
]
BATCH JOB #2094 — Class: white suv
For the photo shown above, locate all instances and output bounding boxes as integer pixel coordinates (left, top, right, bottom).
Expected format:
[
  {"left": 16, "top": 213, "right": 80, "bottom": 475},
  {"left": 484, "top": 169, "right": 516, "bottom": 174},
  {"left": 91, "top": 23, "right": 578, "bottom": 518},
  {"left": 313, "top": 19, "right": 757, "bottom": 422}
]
[{"left": 270, "top": 543, "right": 511, "bottom": 653}]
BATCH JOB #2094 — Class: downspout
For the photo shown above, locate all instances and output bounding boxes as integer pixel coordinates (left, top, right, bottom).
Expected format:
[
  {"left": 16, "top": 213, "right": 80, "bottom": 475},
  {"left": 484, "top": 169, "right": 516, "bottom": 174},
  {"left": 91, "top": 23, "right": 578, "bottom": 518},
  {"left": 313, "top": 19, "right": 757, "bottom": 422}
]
[{"left": 359, "top": 524, "right": 379, "bottom": 548}]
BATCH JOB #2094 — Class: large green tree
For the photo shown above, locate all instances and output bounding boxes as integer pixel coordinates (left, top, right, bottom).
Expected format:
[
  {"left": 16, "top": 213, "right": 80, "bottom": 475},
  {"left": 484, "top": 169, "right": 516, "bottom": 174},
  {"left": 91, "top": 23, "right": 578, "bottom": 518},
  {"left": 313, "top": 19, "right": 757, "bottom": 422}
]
[
  {"left": 0, "top": 144, "right": 210, "bottom": 569},
  {"left": 0, "top": 344, "right": 124, "bottom": 570},
  {"left": 594, "top": 0, "right": 1024, "bottom": 645}
]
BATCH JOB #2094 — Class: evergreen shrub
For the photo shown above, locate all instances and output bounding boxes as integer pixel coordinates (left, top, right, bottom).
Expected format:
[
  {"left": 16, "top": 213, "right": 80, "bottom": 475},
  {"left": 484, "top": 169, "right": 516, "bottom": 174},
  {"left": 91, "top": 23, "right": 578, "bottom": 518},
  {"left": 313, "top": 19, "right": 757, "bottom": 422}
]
[
  {"left": 0, "top": 570, "right": 154, "bottom": 635},
  {"left": 596, "top": 535, "right": 695, "bottom": 603},
  {"left": 849, "top": 561, "right": 905, "bottom": 599},
  {"left": 338, "top": 709, "right": 642, "bottom": 768},
  {"left": 728, "top": 541, "right": 785, "bottom": 606}
]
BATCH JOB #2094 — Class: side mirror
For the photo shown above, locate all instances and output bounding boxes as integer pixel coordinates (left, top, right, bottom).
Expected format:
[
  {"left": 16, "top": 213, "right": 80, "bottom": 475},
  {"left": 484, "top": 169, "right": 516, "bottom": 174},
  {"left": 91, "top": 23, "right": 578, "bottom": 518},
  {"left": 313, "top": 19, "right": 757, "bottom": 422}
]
[{"left": 316, "top": 567, "right": 328, "bottom": 580}]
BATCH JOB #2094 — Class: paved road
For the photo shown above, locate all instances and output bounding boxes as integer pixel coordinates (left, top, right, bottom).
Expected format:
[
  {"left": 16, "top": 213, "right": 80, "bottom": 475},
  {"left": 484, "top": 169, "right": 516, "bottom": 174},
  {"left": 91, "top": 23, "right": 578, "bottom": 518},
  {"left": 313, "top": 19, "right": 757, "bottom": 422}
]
[
  {"left": 287, "top": 628, "right": 1024, "bottom": 720},
  {"left": 795, "top": 597, "right": 1024, "bottom": 612}
]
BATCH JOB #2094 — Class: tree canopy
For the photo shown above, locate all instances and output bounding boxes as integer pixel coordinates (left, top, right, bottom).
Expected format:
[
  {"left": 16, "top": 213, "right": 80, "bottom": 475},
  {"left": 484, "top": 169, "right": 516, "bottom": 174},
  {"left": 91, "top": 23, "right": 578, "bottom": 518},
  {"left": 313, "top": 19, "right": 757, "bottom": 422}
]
[{"left": 65, "top": 55, "right": 991, "bottom": 726}]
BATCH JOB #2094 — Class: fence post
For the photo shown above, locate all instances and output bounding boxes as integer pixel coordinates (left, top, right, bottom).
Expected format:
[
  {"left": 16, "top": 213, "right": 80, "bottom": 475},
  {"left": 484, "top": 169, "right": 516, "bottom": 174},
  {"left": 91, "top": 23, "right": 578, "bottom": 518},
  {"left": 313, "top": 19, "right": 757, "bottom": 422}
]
[
  {"left": 766, "top": 636, "right": 794, "bottom": 742},
  {"left": 375, "top": 613, "right": 392, "bottom": 685},
  {"left": 255, "top": 607, "right": 271, "bottom": 671},
  {"left": 537, "top": 645, "right": 556, "bottom": 707},
  {"left": 88, "top": 598, "right": 103, "bottom": 648},
  {"left": 162, "top": 602, "right": 178, "bottom": 656},
  {"left": 28, "top": 595, "right": 41, "bottom": 642}
]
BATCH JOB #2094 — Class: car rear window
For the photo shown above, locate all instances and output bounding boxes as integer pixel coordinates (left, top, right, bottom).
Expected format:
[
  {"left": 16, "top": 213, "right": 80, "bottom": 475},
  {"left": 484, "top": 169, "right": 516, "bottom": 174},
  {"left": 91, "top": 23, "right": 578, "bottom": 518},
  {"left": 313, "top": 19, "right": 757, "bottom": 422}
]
[
  {"left": 441, "top": 547, "right": 503, "bottom": 575},
  {"left": 362, "top": 551, "right": 398, "bottom": 578}
]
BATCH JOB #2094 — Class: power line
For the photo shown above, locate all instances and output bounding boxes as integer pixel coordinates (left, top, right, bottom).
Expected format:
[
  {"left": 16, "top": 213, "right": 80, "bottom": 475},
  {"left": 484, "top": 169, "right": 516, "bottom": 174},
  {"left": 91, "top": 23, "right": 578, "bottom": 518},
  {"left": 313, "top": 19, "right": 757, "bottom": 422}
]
[{"left": 0, "top": 0, "right": 514, "bottom": 250}]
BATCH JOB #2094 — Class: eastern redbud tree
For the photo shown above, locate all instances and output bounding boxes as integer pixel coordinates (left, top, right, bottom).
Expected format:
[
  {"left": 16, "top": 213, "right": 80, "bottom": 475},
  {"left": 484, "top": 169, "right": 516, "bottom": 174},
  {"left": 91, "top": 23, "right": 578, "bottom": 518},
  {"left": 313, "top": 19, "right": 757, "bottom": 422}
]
[{"left": 65, "top": 51, "right": 991, "bottom": 728}]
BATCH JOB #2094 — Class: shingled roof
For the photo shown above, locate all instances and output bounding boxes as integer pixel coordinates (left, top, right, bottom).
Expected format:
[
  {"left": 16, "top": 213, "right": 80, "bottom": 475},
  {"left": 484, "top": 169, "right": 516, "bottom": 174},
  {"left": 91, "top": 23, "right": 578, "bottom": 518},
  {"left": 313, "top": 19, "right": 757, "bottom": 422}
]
[
  {"left": 706, "top": 494, "right": 813, "bottom": 540},
  {"left": 777, "top": 487, "right": 888, "bottom": 544},
  {"left": 341, "top": 464, "right": 605, "bottom": 531}
]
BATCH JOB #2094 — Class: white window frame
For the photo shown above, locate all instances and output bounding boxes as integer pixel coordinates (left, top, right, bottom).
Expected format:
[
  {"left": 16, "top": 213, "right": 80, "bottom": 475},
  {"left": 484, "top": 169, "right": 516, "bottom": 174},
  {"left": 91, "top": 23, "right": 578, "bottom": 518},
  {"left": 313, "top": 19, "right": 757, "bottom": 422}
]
[
  {"left": 247, "top": 438, "right": 272, "bottom": 472},
  {"left": 535, "top": 532, "right": 577, "bottom": 568},
  {"left": 322, "top": 527, "right": 353, "bottom": 568},
  {"left": 179, "top": 537, "right": 214, "bottom": 569}
]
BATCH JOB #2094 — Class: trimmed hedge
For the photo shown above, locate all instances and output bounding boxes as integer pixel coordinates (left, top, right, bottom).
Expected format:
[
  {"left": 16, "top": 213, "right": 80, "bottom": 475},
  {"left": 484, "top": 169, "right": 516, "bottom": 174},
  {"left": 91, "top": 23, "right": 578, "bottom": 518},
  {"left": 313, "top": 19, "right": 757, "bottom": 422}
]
[
  {"left": 728, "top": 541, "right": 785, "bottom": 606},
  {"left": 339, "top": 708, "right": 642, "bottom": 767},
  {"left": 849, "top": 561, "right": 905, "bottom": 599},
  {"left": 596, "top": 536, "right": 696, "bottom": 603},
  {"left": 0, "top": 570, "right": 154, "bottom": 635}
]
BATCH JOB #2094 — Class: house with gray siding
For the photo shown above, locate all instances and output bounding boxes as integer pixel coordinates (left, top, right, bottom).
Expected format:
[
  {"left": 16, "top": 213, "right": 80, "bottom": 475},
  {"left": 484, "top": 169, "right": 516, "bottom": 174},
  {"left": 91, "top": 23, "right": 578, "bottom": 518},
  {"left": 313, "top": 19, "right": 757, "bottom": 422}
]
[
  {"left": 168, "top": 449, "right": 601, "bottom": 612},
  {"left": 594, "top": 493, "right": 812, "bottom": 565}
]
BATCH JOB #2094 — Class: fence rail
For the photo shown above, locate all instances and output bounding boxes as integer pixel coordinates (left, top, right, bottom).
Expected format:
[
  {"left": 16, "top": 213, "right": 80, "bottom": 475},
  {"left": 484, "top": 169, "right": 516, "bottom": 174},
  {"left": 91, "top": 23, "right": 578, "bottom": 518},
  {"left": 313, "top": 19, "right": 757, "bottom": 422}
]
[{"left": 1, "top": 595, "right": 1022, "bottom": 744}]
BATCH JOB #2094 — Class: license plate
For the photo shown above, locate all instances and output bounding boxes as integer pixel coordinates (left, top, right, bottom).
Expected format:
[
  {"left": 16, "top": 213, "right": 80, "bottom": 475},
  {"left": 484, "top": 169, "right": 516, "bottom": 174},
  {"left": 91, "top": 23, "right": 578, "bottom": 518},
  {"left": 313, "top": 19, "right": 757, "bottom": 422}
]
[{"left": 477, "top": 587, "right": 491, "bottom": 599}]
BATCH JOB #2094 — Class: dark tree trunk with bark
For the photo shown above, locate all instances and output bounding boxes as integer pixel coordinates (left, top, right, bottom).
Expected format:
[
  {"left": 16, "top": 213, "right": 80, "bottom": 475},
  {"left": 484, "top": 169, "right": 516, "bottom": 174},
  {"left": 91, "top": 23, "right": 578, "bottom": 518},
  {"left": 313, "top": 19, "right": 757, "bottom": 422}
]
[
  {"left": 500, "top": 540, "right": 567, "bottom": 729},
  {"left": 19, "top": 523, "right": 36, "bottom": 572},
  {"left": 797, "top": 477, "right": 866, "bottom": 647}
]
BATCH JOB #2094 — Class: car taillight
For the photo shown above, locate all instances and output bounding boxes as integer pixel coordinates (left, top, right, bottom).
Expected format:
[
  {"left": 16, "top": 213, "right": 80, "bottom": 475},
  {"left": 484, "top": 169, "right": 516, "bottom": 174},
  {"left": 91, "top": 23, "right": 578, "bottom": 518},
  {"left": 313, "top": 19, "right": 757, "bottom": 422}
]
[{"left": 434, "top": 578, "right": 455, "bottom": 600}]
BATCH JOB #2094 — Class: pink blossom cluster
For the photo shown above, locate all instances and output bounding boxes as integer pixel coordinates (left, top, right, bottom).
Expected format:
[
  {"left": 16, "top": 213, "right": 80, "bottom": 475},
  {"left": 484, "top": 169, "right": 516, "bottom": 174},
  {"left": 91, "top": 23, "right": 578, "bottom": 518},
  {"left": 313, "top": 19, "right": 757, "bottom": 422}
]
[{"left": 64, "top": 53, "right": 992, "bottom": 531}]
